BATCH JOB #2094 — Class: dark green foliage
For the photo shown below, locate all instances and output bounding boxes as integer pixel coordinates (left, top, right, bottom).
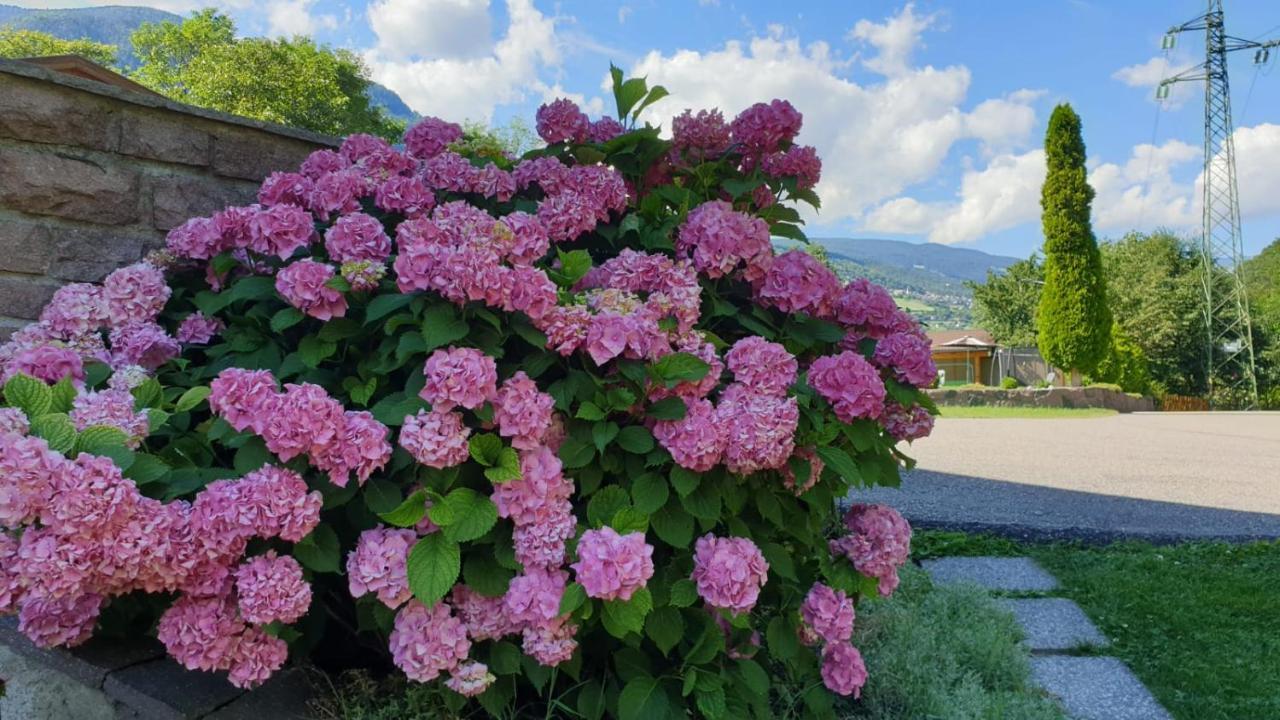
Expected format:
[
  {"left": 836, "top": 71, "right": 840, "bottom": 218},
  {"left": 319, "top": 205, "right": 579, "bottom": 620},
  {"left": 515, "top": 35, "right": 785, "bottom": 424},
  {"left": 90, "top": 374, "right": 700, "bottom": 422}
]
[
  {"left": 1091, "top": 323, "right": 1151, "bottom": 395},
  {"left": 129, "top": 10, "right": 403, "bottom": 140},
  {"left": 1036, "top": 104, "right": 1111, "bottom": 375},
  {"left": 967, "top": 254, "right": 1043, "bottom": 347},
  {"left": 1244, "top": 238, "right": 1280, "bottom": 401},
  {"left": 1100, "top": 231, "right": 1206, "bottom": 396}
]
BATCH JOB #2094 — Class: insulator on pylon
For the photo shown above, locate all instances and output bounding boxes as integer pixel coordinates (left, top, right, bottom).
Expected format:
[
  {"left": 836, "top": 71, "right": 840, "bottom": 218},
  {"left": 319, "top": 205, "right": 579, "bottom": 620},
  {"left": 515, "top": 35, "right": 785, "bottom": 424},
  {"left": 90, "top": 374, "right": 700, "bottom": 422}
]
[{"left": 1162, "top": 33, "right": 1177, "bottom": 50}]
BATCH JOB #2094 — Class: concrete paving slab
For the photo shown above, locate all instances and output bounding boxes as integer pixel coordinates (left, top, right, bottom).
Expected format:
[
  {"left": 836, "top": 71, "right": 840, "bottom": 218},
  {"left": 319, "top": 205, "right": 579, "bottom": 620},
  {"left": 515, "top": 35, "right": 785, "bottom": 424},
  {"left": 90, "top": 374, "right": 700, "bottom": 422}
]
[
  {"left": 922, "top": 556, "right": 1059, "bottom": 592},
  {"left": 997, "top": 598, "right": 1109, "bottom": 651},
  {"left": 1030, "top": 656, "right": 1172, "bottom": 720}
]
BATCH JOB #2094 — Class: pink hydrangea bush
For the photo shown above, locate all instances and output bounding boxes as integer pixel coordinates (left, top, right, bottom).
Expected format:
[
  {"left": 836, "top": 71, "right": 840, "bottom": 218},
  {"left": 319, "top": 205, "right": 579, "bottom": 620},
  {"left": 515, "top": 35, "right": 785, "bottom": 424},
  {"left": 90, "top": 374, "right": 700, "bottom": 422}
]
[{"left": 0, "top": 69, "right": 931, "bottom": 717}]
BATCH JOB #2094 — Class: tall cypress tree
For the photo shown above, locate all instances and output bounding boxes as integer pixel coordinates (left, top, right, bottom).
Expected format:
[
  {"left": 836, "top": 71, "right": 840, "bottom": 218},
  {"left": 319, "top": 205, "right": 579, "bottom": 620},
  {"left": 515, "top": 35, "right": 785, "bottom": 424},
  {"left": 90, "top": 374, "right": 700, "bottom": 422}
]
[{"left": 1036, "top": 104, "right": 1111, "bottom": 378}]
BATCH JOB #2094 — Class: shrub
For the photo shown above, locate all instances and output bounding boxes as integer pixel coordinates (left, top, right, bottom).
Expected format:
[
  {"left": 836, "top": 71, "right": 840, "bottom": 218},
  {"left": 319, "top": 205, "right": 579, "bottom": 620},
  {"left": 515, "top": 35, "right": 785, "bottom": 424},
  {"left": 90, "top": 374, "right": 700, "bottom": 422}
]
[
  {"left": 0, "top": 70, "right": 937, "bottom": 719},
  {"left": 1091, "top": 323, "right": 1151, "bottom": 395},
  {"left": 999, "top": 376, "right": 1021, "bottom": 390}
]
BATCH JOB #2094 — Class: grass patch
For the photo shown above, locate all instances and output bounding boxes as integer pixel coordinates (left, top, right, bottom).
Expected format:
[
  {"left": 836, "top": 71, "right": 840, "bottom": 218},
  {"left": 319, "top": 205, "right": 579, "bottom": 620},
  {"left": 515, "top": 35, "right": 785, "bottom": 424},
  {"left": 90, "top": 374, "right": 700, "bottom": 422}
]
[
  {"left": 912, "top": 531, "right": 1280, "bottom": 720},
  {"left": 840, "top": 565, "right": 1064, "bottom": 720},
  {"left": 936, "top": 406, "right": 1117, "bottom": 419}
]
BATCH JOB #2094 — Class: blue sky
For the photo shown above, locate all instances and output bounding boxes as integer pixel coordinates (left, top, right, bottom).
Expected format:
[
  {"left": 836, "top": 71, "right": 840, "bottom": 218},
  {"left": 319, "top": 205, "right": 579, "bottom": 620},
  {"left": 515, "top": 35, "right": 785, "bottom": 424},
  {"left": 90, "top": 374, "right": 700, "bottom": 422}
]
[{"left": 22, "top": 0, "right": 1280, "bottom": 258}]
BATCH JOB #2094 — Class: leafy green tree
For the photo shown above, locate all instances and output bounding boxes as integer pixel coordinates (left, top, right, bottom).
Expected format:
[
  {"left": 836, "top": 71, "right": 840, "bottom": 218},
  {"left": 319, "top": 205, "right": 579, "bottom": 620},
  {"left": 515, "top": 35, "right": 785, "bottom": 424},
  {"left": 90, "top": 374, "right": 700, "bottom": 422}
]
[
  {"left": 458, "top": 118, "right": 540, "bottom": 160},
  {"left": 1036, "top": 104, "right": 1111, "bottom": 378},
  {"left": 129, "top": 10, "right": 402, "bottom": 140},
  {"left": 1092, "top": 323, "right": 1152, "bottom": 395},
  {"left": 1100, "top": 231, "right": 1205, "bottom": 395},
  {"left": 1244, "top": 238, "right": 1280, "bottom": 403},
  {"left": 967, "top": 254, "right": 1043, "bottom": 347},
  {"left": 0, "top": 28, "right": 118, "bottom": 67}
]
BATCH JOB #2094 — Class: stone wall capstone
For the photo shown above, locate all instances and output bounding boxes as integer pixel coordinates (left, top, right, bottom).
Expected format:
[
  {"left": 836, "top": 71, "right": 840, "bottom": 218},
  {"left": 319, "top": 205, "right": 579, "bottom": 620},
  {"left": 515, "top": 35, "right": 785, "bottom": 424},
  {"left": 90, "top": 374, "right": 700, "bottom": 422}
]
[
  {"left": 0, "top": 58, "right": 339, "bottom": 340},
  {"left": 925, "top": 386, "right": 1156, "bottom": 413}
]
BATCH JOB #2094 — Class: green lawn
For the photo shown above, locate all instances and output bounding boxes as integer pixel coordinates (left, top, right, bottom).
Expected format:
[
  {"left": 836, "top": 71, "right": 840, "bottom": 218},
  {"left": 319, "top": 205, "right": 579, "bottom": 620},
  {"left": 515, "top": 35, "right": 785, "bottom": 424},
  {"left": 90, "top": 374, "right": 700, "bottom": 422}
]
[
  {"left": 913, "top": 532, "right": 1280, "bottom": 720},
  {"left": 936, "top": 406, "right": 1117, "bottom": 419}
]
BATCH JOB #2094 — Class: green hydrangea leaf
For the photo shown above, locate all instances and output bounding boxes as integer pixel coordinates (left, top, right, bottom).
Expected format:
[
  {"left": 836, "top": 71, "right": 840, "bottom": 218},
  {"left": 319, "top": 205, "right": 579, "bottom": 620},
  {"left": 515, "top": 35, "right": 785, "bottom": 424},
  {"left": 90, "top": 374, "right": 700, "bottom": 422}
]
[
  {"left": 3, "top": 373, "right": 51, "bottom": 418},
  {"left": 406, "top": 533, "right": 460, "bottom": 606}
]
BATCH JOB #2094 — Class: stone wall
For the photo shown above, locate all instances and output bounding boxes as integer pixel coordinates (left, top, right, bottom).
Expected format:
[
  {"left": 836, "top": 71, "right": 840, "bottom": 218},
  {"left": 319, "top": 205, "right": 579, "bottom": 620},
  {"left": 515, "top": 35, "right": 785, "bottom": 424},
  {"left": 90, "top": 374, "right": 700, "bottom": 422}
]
[
  {"left": 926, "top": 386, "right": 1156, "bottom": 413},
  {"left": 0, "top": 58, "right": 338, "bottom": 340}
]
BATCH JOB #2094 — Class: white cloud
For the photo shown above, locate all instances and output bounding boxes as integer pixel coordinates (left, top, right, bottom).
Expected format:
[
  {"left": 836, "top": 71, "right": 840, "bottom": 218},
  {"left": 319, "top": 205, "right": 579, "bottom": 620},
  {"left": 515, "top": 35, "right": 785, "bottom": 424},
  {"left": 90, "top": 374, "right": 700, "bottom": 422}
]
[
  {"left": 368, "top": 0, "right": 494, "bottom": 61},
  {"left": 1089, "top": 139, "right": 1199, "bottom": 231},
  {"left": 365, "top": 0, "right": 559, "bottom": 123},
  {"left": 866, "top": 150, "right": 1046, "bottom": 245},
  {"left": 617, "top": 6, "right": 632, "bottom": 24},
  {"left": 265, "top": 0, "right": 337, "bottom": 37},
  {"left": 1112, "top": 53, "right": 1198, "bottom": 108},
  {"left": 848, "top": 2, "right": 936, "bottom": 77},
  {"left": 627, "top": 5, "right": 1042, "bottom": 230},
  {"left": 1226, "top": 123, "right": 1280, "bottom": 221}
]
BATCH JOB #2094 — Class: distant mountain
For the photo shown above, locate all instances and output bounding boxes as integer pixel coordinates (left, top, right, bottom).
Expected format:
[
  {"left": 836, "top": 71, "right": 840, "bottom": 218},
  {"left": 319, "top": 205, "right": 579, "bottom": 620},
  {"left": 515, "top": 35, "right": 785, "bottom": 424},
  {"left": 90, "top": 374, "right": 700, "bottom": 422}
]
[
  {"left": 0, "top": 3, "right": 419, "bottom": 124},
  {"left": 0, "top": 4, "right": 179, "bottom": 67},
  {"left": 810, "top": 237, "right": 1020, "bottom": 329},
  {"left": 366, "top": 82, "right": 421, "bottom": 124},
  {"left": 814, "top": 237, "right": 1018, "bottom": 284}
]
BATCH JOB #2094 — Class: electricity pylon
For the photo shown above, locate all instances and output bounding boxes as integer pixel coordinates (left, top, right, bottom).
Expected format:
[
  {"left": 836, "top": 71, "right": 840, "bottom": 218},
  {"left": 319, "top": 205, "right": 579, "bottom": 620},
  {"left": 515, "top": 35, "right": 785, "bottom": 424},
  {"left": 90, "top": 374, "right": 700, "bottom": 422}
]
[{"left": 1158, "top": 0, "right": 1277, "bottom": 409}]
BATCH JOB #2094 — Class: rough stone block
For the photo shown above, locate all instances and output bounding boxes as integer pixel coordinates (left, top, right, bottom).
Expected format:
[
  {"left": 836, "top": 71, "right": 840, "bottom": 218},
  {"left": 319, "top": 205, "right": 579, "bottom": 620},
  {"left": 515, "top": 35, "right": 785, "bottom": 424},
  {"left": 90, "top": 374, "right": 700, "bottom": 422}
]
[
  {"left": 211, "top": 128, "right": 318, "bottom": 181},
  {"left": 922, "top": 556, "right": 1060, "bottom": 592},
  {"left": 0, "top": 146, "right": 141, "bottom": 225},
  {"left": 0, "top": 316, "right": 27, "bottom": 341},
  {"left": 0, "top": 643, "right": 115, "bottom": 720},
  {"left": 1030, "top": 656, "right": 1172, "bottom": 720},
  {"left": 119, "top": 110, "right": 212, "bottom": 167},
  {"left": 151, "top": 174, "right": 258, "bottom": 231},
  {"left": 206, "top": 669, "right": 313, "bottom": 719},
  {"left": 997, "top": 598, "right": 1109, "bottom": 651},
  {"left": 50, "top": 228, "right": 149, "bottom": 282},
  {"left": 0, "top": 275, "right": 62, "bottom": 321},
  {"left": 0, "top": 76, "right": 120, "bottom": 151},
  {"left": 104, "top": 658, "right": 244, "bottom": 720},
  {"left": 0, "top": 218, "right": 55, "bottom": 275},
  {"left": 0, "top": 616, "right": 164, "bottom": 689}
]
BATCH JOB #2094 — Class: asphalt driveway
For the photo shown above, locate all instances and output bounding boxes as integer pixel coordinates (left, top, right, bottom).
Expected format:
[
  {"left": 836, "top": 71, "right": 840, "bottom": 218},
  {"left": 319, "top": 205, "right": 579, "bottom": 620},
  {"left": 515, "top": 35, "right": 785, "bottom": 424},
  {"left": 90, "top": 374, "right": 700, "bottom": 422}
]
[{"left": 850, "top": 413, "right": 1280, "bottom": 541}]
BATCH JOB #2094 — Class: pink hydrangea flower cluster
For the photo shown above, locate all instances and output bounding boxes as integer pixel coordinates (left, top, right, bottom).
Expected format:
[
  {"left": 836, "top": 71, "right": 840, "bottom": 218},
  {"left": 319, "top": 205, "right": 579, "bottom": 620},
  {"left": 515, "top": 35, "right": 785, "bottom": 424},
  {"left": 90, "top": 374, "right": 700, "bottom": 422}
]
[
  {"left": 808, "top": 351, "right": 888, "bottom": 423},
  {"left": 389, "top": 599, "right": 472, "bottom": 682},
  {"left": 275, "top": 259, "right": 348, "bottom": 320},
  {"left": 209, "top": 368, "right": 391, "bottom": 487},
  {"left": 0, "top": 428, "right": 321, "bottom": 688},
  {"left": 881, "top": 401, "right": 935, "bottom": 442},
  {"left": 233, "top": 551, "right": 311, "bottom": 624},
  {"left": 829, "top": 503, "right": 912, "bottom": 597},
  {"left": 536, "top": 98, "right": 591, "bottom": 144},
  {"left": 399, "top": 408, "right": 471, "bottom": 469},
  {"left": 800, "top": 583, "right": 855, "bottom": 644},
  {"left": 175, "top": 312, "right": 224, "bottom": 345},
  {"left": 676, "top": 201, "right": 773, "bottom": 281},
  {"left": 872, "top": 331, "right": 938, "bottom": 388},
  {"left": 420, "top": 347, "right": 497, "bottom": 411},
  {"left": 755, "top": 249, "right": 841, "bottom": 318},
  {"left": 671, "top": 109, "right": 732, "bottom": 161},
  {"left": 730, "top": 99, "right": 803, "bottom": 155},
  {"left": 347, "top": 526, "right": 417, "bottom": 608},
  {"left": 652, "top": 338, "right": 801, "bottom": 477},
  {"left": 70, "top": 389, "right": 150, "bottom": 447},
  {"left": 571, "top": 527, "right": 655, "bottom": 601},
  {"left": 324, "top": 212, "right": 392, "bottom": 264},
  {"left": 725, "top": 336, "right": 797, "bottom": 395},
  {"left": 1, "top": 260, "right": 178, "bottom": 384},
  {"left": 821, "top": 642, "right": 868, "bottom": 697},
  {"left": 781, "top": 446, "right": 824, "bottom": 495},
  {"left": 690, "top": 534, "right": 769, "bottom": 615}
]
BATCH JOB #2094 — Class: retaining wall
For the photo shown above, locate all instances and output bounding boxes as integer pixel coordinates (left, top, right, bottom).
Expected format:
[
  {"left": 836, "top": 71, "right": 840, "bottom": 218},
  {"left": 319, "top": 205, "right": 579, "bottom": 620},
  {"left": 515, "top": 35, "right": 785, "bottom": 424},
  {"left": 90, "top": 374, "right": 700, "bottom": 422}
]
[
  {"left": 926, "top": 386, "right": 1155, "bottom": 413},
  {"left": 0, "top": 58, "right": 338, "bottom": 340}
]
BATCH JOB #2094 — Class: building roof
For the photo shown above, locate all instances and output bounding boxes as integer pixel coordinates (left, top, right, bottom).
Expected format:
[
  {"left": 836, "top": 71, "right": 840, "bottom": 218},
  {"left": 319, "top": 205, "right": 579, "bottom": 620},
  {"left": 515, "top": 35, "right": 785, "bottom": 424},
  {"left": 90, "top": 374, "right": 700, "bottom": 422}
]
[
  {"left": 927, "top": 328, "right": 998, "bottom": 351},
  {"left": 14, "top": 55, "right": 164, "bottom": 99}
]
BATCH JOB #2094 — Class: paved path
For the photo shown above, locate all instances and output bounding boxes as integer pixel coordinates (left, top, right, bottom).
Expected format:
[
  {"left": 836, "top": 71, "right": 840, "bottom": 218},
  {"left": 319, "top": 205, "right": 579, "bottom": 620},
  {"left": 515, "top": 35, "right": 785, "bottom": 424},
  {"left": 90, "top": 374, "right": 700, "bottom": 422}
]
[
  {"left": 923, "top": 556, "right": 1171, "bottom": 720},
  {"left": 851, "top": 413, "right": 1280, "bottom": 541}
]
